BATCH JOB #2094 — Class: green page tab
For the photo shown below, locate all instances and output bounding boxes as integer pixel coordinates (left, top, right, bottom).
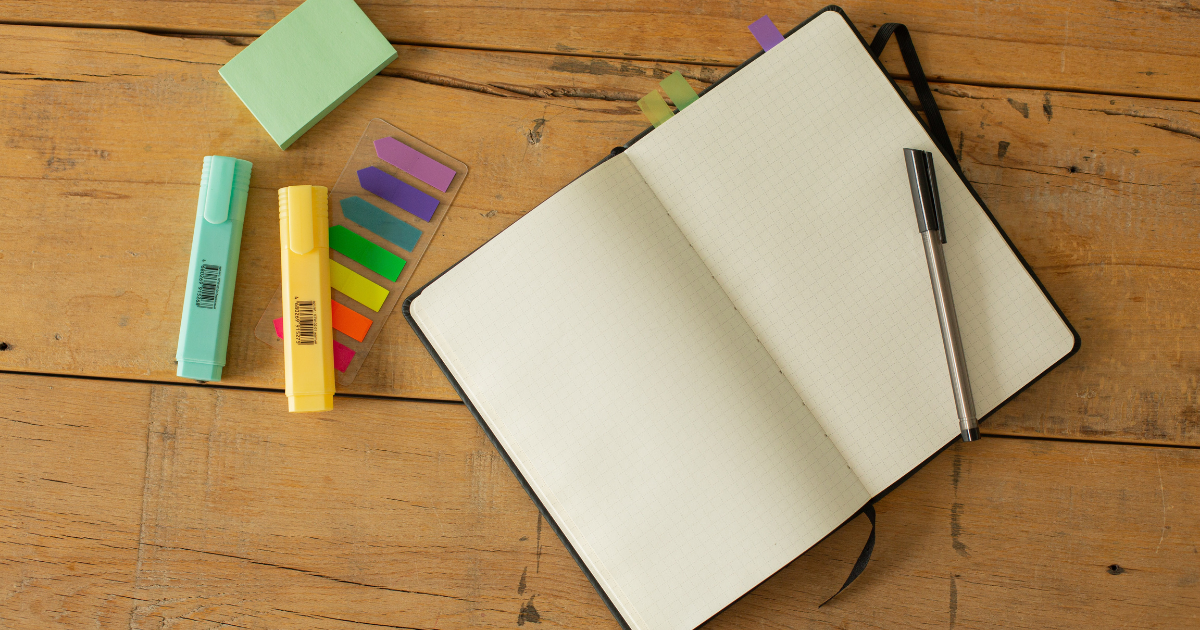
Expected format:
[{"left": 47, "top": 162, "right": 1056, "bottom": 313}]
[
  {"left": 660, "top": 71, "right": 698, "bottom": 111},
  {"left": 329, "top": 224, "right": 406, "bottom": 281},
  {"left": 637, "top": 90, "right": 674, "bottom": 127},
  {"left": 218, "top": 0, "right": 398, "bottom": 149}
]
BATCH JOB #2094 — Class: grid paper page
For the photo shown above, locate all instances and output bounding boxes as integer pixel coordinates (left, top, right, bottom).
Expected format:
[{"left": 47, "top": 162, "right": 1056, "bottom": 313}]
[
  {"left": 626, "top": 11, "right": 1075, "bottom": 495},
  {"left": 411, "top": 154, "right": 868, "bottom": 630}
]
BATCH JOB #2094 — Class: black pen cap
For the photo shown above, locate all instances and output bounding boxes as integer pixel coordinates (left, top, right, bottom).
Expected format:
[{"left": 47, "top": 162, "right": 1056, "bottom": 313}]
[{"left": 904, "top": 148, "right": 940, "bottom": 234}]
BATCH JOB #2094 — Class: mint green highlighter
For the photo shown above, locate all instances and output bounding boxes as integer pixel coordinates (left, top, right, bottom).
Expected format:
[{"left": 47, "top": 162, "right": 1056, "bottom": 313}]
[{"left": 176, "top": 156, "right": 253, "bottom": 382}]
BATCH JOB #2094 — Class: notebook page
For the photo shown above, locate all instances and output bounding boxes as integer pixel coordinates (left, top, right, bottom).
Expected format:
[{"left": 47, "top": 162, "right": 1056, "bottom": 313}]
[
  {"left": 626, "top": 11, "right": 1075, "bottom": 495},
  {"left": 410, "top": 154, "right": 868, "bottom": 630}
]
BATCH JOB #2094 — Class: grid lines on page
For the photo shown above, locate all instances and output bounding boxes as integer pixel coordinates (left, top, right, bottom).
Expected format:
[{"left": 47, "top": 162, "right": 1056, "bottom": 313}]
[
  {"left": 626, "top": 11, "right": 1075, "bottom": 494},
  {"left": 412, "top": 154, "right": 868, "bottom": 630}
]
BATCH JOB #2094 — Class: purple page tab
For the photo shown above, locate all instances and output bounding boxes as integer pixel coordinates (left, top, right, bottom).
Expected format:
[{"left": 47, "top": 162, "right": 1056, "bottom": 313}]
[
  {"left": 374, "top": 137, "right": 457, "bottom": 192},
  {"left": 748, "top": 16, "right": 785, "bottom": 51},
  {"left": 357, "top": 166, "right": 440, "bottom": 222}
]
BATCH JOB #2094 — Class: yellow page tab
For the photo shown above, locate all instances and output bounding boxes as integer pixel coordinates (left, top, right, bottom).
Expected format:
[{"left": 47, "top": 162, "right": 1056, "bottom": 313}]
[{"left": 330, "top": 260, "right": 390, "bottom": 311}]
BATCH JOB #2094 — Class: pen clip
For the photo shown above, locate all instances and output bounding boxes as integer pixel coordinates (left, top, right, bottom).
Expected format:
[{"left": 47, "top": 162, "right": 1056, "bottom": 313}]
[
  {"left": 923, "top": 151, "right": 947, "bottom": 244},
  {"left": 287, "top": 186, "right": 316, "bottom": 255},
  {"left": 203, "top": 156, "right": 235, "bottom": 225}
]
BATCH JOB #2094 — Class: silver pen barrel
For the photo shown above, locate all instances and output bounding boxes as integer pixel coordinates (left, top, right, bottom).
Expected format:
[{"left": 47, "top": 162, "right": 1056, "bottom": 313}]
[
  {"left": 904, "top": 148, "right": 980, "bottom": 442},
  {"left": 921, "top": 229, "right": 979, "bottom": 441}
]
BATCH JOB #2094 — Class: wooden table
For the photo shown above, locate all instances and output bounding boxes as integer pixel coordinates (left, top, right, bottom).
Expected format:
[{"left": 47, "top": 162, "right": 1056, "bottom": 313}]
[{"left": 2, "top": 1, "right": 1198, "bottom": 627}]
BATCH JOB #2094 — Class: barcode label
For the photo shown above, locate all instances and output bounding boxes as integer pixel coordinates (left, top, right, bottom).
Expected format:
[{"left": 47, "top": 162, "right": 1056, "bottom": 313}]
[
  {"left": 294, "top": 300, "right": 317, "bottom": 345},
  {"left": 195, "top": 264, "right": 221, "bottom": 309}
]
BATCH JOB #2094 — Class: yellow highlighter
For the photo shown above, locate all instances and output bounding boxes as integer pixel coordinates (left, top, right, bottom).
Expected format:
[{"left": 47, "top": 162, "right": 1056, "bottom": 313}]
[{"left": 278, "top": 185, "right": 335, "bottom": 412}]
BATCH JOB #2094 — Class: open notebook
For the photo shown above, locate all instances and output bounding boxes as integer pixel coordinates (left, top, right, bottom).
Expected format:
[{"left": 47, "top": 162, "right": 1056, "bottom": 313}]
[{"left": 406, "top": 7, "right": 1078, "bottom": 630}]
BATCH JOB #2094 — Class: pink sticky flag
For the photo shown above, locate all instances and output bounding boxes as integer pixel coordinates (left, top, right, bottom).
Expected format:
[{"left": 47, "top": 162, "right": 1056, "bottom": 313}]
[
  {"left": 332, "top": 341, "right": 356, "bottom": 372},
  {"left": 749, "top": 16, "right": 785, "bottom": 51},
  {"left": 374, "top": 137, "right": 457, "bottom": 192},
  {"left": 275, "top": 317, "right": 356, "bottom": 373}
]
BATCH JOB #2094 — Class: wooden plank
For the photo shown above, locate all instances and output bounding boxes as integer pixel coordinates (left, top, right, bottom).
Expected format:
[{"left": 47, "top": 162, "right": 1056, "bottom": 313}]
[
  {"left": 133, "top": 381, "right": 614, "bottom": 629},
  {"left": 1, "top": 25, "right": 1198, "bottom": 446},
  {"left": 720, "top": 437, "right": 1200, "bottom": 627},
  {"left": 4, "top": 371, "right": 1200, "bottom": 627},
  {"left": 0, "top": 374, "right": 146, "bottom": 626},
  {"left": 926, "top": 83, "right": 1200, "bottom": 445},
  {"left": 2, "top": 0, "right": 1199, "bottom": 101}
]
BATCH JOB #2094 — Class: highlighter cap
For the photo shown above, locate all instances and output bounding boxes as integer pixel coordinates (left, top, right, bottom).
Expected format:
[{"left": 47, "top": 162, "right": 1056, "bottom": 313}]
[
  {"left": 278, "top": 185, "right": 330, "bottom": 255},
  {"left": 177, "top": 155, "right": 253, "bottom": 382}
]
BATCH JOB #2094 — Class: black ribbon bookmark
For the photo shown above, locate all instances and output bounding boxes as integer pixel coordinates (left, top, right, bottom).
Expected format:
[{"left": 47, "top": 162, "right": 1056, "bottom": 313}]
[
  {"left": 869, "top": 23, "right": 959, "bottom": 171},
  {"left": 818, "top": 503, "right": 876, "bottom": 607}
]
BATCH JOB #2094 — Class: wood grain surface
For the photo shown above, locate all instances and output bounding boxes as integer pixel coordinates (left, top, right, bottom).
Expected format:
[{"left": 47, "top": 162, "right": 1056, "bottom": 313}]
[
  {"left": 4, "top": 372, "right": 1199, "bottom": 628},
  {"left": 3, "top": 0, "right": 1200, "bottom": 101},
  {"left": 2, "top": 2, "right": 1199, "bottom": 627},
  {"left": 2, "top": 25, "right": 1198, "bottom": 445},
  {"left": 0, "top": 375, "right": 147, "bottom": 628}
]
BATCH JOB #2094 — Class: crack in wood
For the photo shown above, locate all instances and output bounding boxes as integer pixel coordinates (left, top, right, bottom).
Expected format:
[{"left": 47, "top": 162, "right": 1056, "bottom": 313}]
[
  {"left": 274, "top": 608, "right": 437, "bottom": 630},
  {"left": 140, "top": 542, "right": 475, "bottom": 603},
  {"left": 379, "top": 67, "right": 656, "bottom": 105},
  {"left": 84, "top": 48, "right": 220, "bottom": 66},
  {"left": 1144, "top": 121, "right": 1200, "bottom": 141},
  {"left": 0, "top": 73, "right": 87, "bottom": 83}
]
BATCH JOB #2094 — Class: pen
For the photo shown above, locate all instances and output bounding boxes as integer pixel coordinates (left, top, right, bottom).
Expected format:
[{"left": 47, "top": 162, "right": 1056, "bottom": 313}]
[
  {"left": 904, "top": 148, "right": 979, "bottom": 442},
  {"left": 278, "top": 185, "right": 336, "bottom": 412},
  {"left": 176, "top": 155, "right": 253, "bottom": 382}
]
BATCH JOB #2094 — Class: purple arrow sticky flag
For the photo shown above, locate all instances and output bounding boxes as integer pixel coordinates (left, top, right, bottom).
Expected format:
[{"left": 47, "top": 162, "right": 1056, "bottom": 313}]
[
  {"left": 749, "top": 16, "right": 785, "bottom": 51},
  {"left": 357, "top": 166, "right": 440, "bottom": 222},
  {"left": 374, "top": 137, "right": 457, "bottom": 192}
]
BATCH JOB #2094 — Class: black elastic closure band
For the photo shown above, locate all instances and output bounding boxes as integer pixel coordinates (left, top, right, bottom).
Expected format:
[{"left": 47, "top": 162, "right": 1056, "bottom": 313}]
[
  {"left": 870, "top": 24, "right": 959, "bottom": 171},
  {"left": 819, "top": 503, "right": 876, "bottom": 607}
]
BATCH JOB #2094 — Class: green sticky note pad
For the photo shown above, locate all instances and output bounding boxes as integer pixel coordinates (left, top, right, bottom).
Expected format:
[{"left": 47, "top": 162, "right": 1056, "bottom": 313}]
[
  {"left": 218, "top": 0, "right": 398, "bottom": 149},
  {"left": 329, "top": 224, "right": 406, "bottom": 281}
]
